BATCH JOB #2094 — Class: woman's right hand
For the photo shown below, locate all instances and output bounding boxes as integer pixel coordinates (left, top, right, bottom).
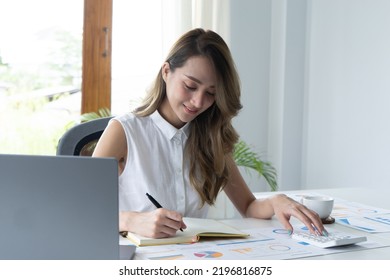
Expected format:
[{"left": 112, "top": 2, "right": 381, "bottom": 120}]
[{"left": 119, "top": 208, "right": 186, "bottom": 238}]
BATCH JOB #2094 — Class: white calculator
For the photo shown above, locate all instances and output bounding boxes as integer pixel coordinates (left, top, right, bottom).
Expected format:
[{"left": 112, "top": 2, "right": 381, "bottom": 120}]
[{"left": 291, "top": 230, "right": 367, "bottom": 248}]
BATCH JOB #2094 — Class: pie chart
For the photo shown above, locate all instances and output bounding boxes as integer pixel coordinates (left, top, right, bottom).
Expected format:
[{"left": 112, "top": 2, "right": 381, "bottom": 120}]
[{"left": 194, "top": 251, "right": 223, "bottom": 258}]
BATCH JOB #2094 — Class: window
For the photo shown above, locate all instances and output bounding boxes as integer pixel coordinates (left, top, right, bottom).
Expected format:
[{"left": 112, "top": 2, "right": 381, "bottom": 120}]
[
  {"left": 0, "top": 0, "right": 83, "bottom": 155},
  {"left": 0, "top": 0, "right": 229, "bottom": 155},
  {"left": 111, "top": 0, "right": 178, "bottom": 114}
]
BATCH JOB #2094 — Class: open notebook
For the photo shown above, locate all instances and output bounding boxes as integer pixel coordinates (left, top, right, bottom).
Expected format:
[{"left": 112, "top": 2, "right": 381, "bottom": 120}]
[{"left": 124, "top": 217, "right": 249, "bottom": 246}]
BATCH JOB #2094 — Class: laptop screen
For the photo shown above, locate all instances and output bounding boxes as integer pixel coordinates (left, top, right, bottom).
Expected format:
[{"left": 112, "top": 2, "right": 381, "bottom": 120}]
[{"left": 0, "top": 154, "right": 125, "bottom": 260}]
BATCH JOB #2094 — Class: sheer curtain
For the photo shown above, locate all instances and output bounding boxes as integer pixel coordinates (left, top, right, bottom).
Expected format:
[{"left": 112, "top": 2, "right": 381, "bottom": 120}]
[
  {"left": 161, "top": 0, "right": 230, "bottom": 55},
  {"left": 111, "top": 0, "right": 230, "bottom": 114}
]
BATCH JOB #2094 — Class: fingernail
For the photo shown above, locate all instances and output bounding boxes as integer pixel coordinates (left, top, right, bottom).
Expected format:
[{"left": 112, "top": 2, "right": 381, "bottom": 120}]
[
  {"left": 322, "top": 229, "right": 329, "bottom": 237},
  {"left": 311, "top": 224, "right": 320, "bottom": 236},
  {"left": 287, "top": 230, "right": 292, "bottom": 235}
]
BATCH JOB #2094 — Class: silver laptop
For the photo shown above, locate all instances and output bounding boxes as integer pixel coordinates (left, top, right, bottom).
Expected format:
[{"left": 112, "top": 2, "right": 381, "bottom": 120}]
[{"left": 0, "top": 154, "right": 135, "bottom": 260}]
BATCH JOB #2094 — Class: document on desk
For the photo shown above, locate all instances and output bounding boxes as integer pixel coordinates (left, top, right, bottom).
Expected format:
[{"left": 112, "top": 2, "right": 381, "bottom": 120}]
[
  {"left": 301, "top": 194, "right": 390, "bottom": 233},
  {"left": 287, "top": 193, "right": 390, "bottom": 233},
  {"left": 332, "top": 201, "right": 390, "bottom": 233},
  {"left": 133, "top": 226, "right": 383, "bottom": 260}
]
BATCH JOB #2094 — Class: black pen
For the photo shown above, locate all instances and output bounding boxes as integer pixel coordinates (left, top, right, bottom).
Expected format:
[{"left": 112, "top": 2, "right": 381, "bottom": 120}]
[
  {"left": 146, "top": 192, "right": 183, "bottom": 232},
  {"left": 146, "top": 192, "right": 163, "bottom": 208}
]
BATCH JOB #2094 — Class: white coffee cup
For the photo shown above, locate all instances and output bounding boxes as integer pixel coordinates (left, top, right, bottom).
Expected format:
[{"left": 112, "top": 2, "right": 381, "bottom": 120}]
[{"left": 301, "top": 195, "right": 334, "bottom": 219}]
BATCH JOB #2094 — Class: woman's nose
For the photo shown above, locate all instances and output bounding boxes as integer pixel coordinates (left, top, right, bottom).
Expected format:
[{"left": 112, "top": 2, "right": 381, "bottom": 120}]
[{"left": 190, "top": 91, "right": 204, "bottom": 108}]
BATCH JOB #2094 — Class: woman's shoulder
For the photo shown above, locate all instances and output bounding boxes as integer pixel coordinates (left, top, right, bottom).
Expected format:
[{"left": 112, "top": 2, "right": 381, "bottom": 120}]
[
  {"left": 113, "top": 112, "right": 149, "bottom": 124},
  {"left": 113, "top": 112, "right": 133, "bottom": 121},
  {"left": 112, "top": 112, "right": 153, "bottom": 131}
]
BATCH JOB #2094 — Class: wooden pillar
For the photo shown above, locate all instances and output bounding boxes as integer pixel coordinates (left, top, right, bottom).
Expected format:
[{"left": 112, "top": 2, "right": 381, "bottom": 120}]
[{"left": 81, "top": 0, "right": 113, "bottom": 114}]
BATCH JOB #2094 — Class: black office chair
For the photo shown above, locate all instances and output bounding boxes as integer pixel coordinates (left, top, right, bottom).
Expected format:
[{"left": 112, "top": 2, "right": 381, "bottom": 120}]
[{"left": 56, "top": 116, "right": 113, "bottom": 156}]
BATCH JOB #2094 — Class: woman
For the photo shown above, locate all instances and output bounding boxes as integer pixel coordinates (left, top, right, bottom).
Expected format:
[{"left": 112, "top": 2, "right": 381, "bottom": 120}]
[{"left": 93, "top": 28, "right": 326, "bottom": 238}]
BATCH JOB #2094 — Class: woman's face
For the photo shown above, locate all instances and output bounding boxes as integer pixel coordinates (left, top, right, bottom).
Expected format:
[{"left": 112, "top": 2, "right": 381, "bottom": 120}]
[{"left": 160, "top": 56, "right": 217, "bottom": 128}]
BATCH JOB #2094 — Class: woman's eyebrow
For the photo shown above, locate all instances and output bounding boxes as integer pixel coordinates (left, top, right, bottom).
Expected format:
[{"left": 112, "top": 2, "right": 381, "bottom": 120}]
[
  {"left": 184, "top": 74, "right": 215, "bottom": 88},
  {"left": 184, "top": 74, "right": 202, "bottom": 84}
]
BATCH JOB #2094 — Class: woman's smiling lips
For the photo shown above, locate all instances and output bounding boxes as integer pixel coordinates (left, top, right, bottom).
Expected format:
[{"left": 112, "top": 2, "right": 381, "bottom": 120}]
[{"left": 183, "top": 104, "right": 199, "bottom": 115}]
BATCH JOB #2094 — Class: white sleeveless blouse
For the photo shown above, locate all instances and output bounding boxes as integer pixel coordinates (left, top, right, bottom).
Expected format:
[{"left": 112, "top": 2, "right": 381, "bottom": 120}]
[{"left": 114, "top": 111, "right": 209, "bottom": 218}]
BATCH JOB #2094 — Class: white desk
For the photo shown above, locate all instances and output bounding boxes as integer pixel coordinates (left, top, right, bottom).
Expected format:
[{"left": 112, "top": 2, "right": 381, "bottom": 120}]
[
  {"left": 125, "top": 187, "right": 390, "bottom": 260},
  {"left": 251, "top": 187, "right": 390, "bottom": 259}
]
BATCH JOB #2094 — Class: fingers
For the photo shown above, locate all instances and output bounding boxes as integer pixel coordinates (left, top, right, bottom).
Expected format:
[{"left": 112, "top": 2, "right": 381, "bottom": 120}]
[
  {"left": 149, "top": 209, "right": 184, "bottom": 238},
  {"left": 163, "top": 209, "right": 185, "bottom": 230},
  {"left": 275, "top": 215, "right": 294, "bottom": 234},
  {"left": 294, "top": 206, "right": 326, "bottom": 235},
  {"left": 273, "top": 195, "right": 326, "bottom": 236}
]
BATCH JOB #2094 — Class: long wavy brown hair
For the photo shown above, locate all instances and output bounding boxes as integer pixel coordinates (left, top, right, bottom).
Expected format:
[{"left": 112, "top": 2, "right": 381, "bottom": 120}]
[{"left": 134, "top": 28, "right": 242, "bottom": 206}]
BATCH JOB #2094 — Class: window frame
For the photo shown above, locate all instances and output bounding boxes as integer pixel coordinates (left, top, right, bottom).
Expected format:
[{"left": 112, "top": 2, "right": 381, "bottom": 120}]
[{"left": 81, "top": 0, "right": 113, "bottom": 114}]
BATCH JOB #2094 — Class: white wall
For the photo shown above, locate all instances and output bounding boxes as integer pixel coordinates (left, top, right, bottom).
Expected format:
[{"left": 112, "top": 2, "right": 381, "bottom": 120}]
[
  {"left": 268, "top": 0, "right": 308, "bottom": 190},
  {"left": 230, "top": 0, "right": 272, "bottom": 192},
  {"left": 228, "top": 0, "right": 390, "bottom": 192},
  {"left": 230, "top": 0, "right": 308, "bottom": 191},
  {"left": 303, "top": 0, "right": 390, "bottom": 189}
]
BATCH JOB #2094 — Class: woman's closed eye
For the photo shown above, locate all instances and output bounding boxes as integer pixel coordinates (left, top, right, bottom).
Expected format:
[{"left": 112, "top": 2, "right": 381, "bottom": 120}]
[
  {"left": 184, "top": 83, "right": 197, "bottom": 91},
  {"left": 184, "top": 82, "right": 215, "bottom": 98}
]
